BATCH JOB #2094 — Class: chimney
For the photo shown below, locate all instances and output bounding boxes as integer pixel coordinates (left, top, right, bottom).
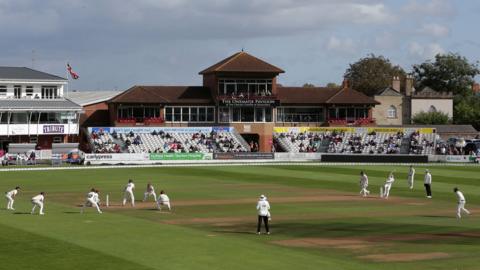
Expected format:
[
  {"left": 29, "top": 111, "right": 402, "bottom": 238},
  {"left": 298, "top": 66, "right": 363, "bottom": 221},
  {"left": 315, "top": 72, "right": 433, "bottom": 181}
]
[
  {"left": 473, "top": 82, "right": 480, "bottom": 94},
  {"left": 342, "top": 78, "right": 350, "bottom": 89},
  {"left": 392, "top": 76, "right": 401, "bottom": 92},
  {"left": 405, "top": 75, "right": 414, "bottom": 96}
]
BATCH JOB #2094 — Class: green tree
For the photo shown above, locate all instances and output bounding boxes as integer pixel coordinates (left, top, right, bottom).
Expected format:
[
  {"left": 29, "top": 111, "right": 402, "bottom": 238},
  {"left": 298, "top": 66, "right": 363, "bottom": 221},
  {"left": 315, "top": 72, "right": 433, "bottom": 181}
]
[
  {"left": 326, "top": 82, "right": 339, "bottom": 88},
  {"left": 453, "top": 95, "right": 480, "bottom": 129},
  {"left": 412, "top": 53, "right": 479, "bottom": 96},
  {"left": 344, "top": 54, "right": 406, "bottom": 96},
  {"left": 412, "top": 111, "right": 450, "bottom": 125},
  {"left": 302, "top": 83, "right": 315, "bottom": 88}
]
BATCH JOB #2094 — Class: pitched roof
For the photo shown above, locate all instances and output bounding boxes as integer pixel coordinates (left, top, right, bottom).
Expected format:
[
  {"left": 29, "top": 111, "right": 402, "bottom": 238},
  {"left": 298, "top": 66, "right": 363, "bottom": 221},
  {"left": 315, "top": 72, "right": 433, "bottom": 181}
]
[
  {"left": 376, "top": 87, "right": 403, "bottom": 96},
  {"left": 277, "top": 87, "right": 338, "bottom": 104},
  {"left": 277, "top": 86, "right": 378, "bottom": 105},
  {"left": 109, "top": 86, "right": 214, "bottom": 104},
  {"left": 325, "top": 87, "right": 380, "bottom": 104},
  {"left": 199, "top": 52, "right": 285, "bottom": 75},
  {"left": 0, "top": 66, "right": 66, "bottom": 81},
  {"left": 68, "top": 91, "right": 120, "bottom": 106},
  {"left": 0, "top": 98, "right": 82, "bottom": 111}
]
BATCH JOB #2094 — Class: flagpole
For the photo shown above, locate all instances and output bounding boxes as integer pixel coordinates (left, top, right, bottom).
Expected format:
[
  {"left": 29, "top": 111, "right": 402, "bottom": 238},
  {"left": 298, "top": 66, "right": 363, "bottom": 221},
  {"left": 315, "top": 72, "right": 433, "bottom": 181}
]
[{"left": 66, "top": 61, "right": 69, "bottom": 99}]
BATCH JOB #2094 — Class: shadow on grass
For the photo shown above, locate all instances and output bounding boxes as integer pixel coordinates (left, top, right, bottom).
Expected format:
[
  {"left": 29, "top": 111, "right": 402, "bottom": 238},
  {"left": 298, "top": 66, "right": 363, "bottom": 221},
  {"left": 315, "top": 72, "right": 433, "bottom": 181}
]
[{"left": 13, "top": 212, "right": 31, "bottom": 215}]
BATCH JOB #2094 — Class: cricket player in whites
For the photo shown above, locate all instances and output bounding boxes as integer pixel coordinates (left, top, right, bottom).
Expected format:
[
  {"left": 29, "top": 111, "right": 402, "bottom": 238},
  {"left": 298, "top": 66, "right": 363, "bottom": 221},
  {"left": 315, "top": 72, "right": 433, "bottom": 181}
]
[
  {"left": 454, "top": 187, "right": 470, "bottom": 219},
  {"left": 81, "top": 188, "right": 102, "bottom": 214},
  {"left": 156, "top": 190, "right": 171, "bottom": 211},
  {"left": 380, "top": 172, "right": 395, "bottom": 199},
  {"left": 5, "top": 186, "right": 20, "bottom": 210},
  {"left": 31, "top": 192, "right": 45, "bottom": 215},
  {"left": 407, "top": 165, "right": 415, "bottom": 189},
  {"left": 143, "top": 183, "right": 157, "bottom": 202},
  {"left": 122, "top": 179, "right": 135, "bottom": 207},
  {"left": 359, "top": 171, "right": 370, "bottom": 197}
]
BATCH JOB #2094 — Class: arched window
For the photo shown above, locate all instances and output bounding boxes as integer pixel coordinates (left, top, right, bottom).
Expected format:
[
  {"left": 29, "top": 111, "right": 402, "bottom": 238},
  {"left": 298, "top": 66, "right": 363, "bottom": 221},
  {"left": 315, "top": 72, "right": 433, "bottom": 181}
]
[
  {"left": 387, "top": 105, "right": 397, "bottom": 118},
  {"left": 428, "top": 105, "right": 437, "bottom": 113}
]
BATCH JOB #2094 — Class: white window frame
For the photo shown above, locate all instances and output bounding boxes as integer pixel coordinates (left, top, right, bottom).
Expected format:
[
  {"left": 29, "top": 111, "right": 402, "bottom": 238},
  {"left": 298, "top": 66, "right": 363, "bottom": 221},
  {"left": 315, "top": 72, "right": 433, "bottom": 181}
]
[
  {"left": 164, "top": 106, "right": 215, "bottom": 123},
  {"left": 387, "top": 105, "right": 397, "bottom": 118},
  {"left": 218, "top": 107, "right": 273, "bottom": 123},
  {"left": 275, "top": 106, "right": 325, "bottom": 123}
]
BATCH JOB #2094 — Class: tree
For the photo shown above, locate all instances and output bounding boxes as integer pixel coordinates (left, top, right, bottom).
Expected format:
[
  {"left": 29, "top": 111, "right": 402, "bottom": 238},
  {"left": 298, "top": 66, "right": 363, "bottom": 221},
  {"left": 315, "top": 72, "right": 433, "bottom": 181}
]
[
  {"left": 453, "top": 95, "right": 480, "bottom": 130},
  {"left": 326, "top": 82, "right": 339, "bottom": 88},
  {"left": 412, "top": 111, "right": 450, "bottom": 125},
  {"left": 302, "top": 83, "right": 315, "bottom": 88},
  {"left": 412, "top": 53, "right": 479, "bottom": 96},
  {"left": 344, "top": 54, "right": 406, "bottom": 96}
]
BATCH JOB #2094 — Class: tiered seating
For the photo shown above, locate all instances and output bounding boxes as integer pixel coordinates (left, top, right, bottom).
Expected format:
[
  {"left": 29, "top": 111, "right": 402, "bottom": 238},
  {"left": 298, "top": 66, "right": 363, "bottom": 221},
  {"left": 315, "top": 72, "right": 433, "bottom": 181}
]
[
  {"left": 274, "top": 131, "right": 405, "bottom": 154},
  {"left": 89, "top": 129, "right": 248, "bottom": 154},
  {"left": 275, "top": 132, "right": 331, "bottom": 152},
  {"left": 327, "top": 132, "right": 404, "bottom": 154},
  {"left": 90, "top": 131, "right": 121, "bottom": 153},
  {"left": 410, "top": 131, "right": 436, "bottom": 155}
]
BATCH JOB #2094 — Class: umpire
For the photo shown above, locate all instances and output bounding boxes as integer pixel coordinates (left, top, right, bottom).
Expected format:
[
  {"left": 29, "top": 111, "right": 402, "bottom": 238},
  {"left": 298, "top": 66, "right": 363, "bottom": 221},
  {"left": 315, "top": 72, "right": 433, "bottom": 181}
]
[{"left": 256, "top": 195, "right": 271, "bottom": 235}]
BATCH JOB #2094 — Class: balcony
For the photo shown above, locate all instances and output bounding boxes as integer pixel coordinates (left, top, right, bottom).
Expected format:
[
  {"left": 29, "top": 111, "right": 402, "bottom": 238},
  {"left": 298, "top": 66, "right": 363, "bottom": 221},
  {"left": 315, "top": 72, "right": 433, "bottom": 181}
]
[
  {"left": 327, "top": 117, "right": 376, "bottom": 126},
  {"left": 117, "top": 117, "right": 165, "bottom": 126}
]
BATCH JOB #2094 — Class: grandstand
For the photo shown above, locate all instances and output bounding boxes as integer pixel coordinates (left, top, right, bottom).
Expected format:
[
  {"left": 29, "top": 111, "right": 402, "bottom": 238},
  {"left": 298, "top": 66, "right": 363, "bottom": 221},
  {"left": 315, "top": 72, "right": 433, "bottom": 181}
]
[
  {"left": 88, "top": 127, "right": 249, "bottom": 154},
  {"left": 273, "top": 127, "right": 437, "bottom": 155}
]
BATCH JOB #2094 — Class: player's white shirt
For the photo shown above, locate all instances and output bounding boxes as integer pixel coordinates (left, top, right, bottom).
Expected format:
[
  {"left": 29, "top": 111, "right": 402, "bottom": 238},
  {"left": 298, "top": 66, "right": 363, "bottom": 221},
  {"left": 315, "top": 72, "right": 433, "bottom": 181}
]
[
  {"left": 360, "top": 175, "right": 368, "bottom": 186},
  {"left": 386, "top": 176, "right": 395, "bottom": 184},
  {"left": 158, "top": 194, "right": 169, "bottom": 203},
  {"left": 6, "top": 189, "right": 18, "bottom": 197},
  {"left": 409, "top": 168, "right": 415, "bottom": 177},
  {"left": 456, "top": 191, "right": 466, "bottom": 202},
  {"left": 257, "top": 200, "right": 270, "bottom": 216},
  {"left": 32, "top": 194, "right": 44, "bottom": 202},
  {"left": 87, "top": 192, "right": 99, "bottom": 202},
  {"left": 146, "top": 185, "right": 155, "bottom": 193},
  {"left": 125, "top": 183, "right": 135, "bottom": 192},
  {"left": 424, "top": 173, "right": 432, "bottom": 184}
]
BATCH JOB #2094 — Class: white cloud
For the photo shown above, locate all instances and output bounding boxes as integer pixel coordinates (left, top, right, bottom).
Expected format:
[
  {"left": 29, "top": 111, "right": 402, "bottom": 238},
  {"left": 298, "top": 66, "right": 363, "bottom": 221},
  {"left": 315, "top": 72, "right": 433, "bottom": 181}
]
[
  {"left": 419, "top": 23, "right": 450, "bottom": 38},
  {"left": 402, "top": 0, "right": 455, "bottom": 17},
  {"left": 326, "top": 36, "right": 356, "bottom": 54},
  {"left": 408, "top": 42, "right": 445, "bottom": 59}
]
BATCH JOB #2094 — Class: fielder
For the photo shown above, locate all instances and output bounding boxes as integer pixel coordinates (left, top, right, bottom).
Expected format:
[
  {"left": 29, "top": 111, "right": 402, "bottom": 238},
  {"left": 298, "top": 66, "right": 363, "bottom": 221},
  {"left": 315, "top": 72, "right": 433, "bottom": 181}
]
[
  {"left": 143, "top": 183, "right": 157, "bottom": 202},
  {"left": 156, "top": 190, "right": 171, "bottom": 211},
  {"left": 359, "top": 171, "right": 370, "bottom": 197},
  {"left": 5, "top": 186, "right": 20, "bottom": 210},
  {"left": 454, "top": 187, "right": 470, "bottom": 219},
  {"left": 81, "top": 188, "right": 102, "bottom": 214},
  {"left": 407, "top": 165, "right": 415, "bottom": 189},
  {"left": 381, "top": 172, "right": 395, "bottom": 199},
  {"left": 31, "top": 192, "right": 45, "bottom": 215},
  {"left": 122, "top": 179, "right": 135, "bottom": 207}
]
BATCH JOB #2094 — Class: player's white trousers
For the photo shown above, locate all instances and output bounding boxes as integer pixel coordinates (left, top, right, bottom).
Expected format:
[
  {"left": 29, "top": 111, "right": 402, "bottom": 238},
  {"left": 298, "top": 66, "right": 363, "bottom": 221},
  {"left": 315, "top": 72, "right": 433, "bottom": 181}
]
[
  {"left": 383, "top": 184, "right": 392, "bottom": 198},
  {"left": 82, "top": 198, "right": 102, "bottom": 213},
  {"left": 143, "top": 191, "right": 157, "bottom": 202},
  {"left": 408, "top": 177, "right": 414, "bottom": 189},
  {"left": 123, "top": 191, "right": 135, "bottom": 206},
  {"left": 457, "top": 201, "right": 470, "bottom": 218},
  {"left": 157, "top": 201, "right": 171, "bottom": 211},
  {"left": 5, "top": 194, "right": 14, "bottom": 209},
  {"left": 360, "top": 186, "right": 369, "bottom": 196},
  {"left": 31, "top": 200, "right": 44, "bottom": 214}
]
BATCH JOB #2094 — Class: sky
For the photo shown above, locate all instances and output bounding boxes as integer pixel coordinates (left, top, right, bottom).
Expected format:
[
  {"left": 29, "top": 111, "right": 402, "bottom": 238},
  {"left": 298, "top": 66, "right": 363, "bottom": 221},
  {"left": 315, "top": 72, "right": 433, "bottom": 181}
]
[{"left": 1, "top": 0, "right": 478, "bottom": 91}]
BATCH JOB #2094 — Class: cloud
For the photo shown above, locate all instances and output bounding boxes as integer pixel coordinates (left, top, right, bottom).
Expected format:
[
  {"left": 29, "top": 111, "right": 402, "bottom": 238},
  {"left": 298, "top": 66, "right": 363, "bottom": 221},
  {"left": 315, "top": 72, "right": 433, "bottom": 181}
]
[
  {"left": 326, "top": 36, "right": 356, "bottom": 54},
  {"left": 408, "top": 42, "right": 445, "bottom": 59},
  {"left": 418, "top": 23, "right": 450, "bottom": 38},
  {"left": 402, "top": 0, "right": 455, "bottom": 17}
]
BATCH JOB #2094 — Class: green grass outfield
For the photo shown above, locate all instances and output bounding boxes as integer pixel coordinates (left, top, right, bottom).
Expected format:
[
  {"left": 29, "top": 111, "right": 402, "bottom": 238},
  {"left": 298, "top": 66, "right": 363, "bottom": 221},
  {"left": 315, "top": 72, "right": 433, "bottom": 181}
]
[{"left": 0, "top": 164, "right": 479, "bottom": 270}]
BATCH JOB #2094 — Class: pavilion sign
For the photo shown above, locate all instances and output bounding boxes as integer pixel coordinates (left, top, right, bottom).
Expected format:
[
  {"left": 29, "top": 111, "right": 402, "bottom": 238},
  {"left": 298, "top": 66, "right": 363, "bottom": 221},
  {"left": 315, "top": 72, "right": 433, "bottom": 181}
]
[{"left": 219, "top": 99, "right": 279, "bottom": 107}]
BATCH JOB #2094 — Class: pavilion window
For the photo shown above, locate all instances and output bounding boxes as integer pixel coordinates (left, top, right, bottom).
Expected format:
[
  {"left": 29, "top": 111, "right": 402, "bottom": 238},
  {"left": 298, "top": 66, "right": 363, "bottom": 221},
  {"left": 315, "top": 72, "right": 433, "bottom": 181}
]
[
  {"left": 190, "top": 107, "right": 198, "bottom": 122},
  {"left": 0, "top": 112, "right": 9, "bottom": 124},
  {"left": 0, "top": 86, "right": 6, "bottom": 96},
  {"left": 219, "top": 107, "right": 230, "bottom": 122},
  {"left": 181, "top": 107, "right": 189, "bottom": 122},
  {"left": 14, "top": 85, "right": 22, "bottom": 98},
  {"left": 165, "top": 106, "right": 215, "bottom": 122},
  {"left": 206, "top": 107, "right": 215, "bottom": 122},
  {"left": 241, "top": 107, "right": 254, "bottom": 122},
  {"left": 41, "top": 86, "right": 58, "bottom": 99},
  {"left": 26, "top": 86, "right": 34, "bottom": 97}
]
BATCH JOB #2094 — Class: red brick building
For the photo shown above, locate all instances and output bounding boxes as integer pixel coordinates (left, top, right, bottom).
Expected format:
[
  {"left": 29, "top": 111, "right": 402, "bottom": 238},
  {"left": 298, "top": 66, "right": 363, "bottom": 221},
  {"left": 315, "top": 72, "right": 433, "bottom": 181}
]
[{"left": 105, "top": 52, "right": 378, "bottom": 152}]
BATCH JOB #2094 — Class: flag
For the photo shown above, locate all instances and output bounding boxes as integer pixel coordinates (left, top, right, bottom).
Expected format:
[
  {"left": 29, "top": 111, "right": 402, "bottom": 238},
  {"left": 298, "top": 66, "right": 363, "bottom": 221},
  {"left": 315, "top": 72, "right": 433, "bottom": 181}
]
[{"left": 67, "top": 63, "right": 79, "bottom": 80}]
